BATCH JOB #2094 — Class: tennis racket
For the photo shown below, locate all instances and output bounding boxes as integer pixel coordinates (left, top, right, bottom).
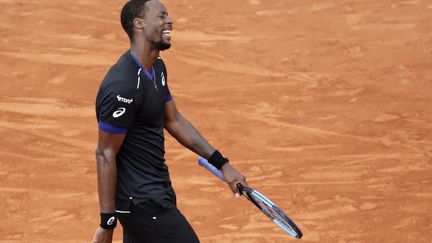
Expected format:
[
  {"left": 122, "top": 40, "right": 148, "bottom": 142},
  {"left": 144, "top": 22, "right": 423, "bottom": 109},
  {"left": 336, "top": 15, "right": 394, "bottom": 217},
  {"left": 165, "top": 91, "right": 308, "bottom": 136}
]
[{"left": 197, "top": 157, "right": 303, "bottom": 239}]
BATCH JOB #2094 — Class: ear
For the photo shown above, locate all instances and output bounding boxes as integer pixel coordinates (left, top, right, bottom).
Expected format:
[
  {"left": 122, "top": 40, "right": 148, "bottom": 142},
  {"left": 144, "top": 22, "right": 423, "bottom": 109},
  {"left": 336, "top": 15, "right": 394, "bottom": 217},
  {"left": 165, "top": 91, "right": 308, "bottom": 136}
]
[{"left": 133, "top": 18, "right": 145, "bottom": 30}]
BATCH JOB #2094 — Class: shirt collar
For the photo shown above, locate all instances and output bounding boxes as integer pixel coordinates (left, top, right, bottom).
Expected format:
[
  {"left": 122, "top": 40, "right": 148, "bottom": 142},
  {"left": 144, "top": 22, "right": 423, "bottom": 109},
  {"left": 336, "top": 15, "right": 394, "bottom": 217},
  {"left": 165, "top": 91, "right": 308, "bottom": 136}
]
[{"left": 129, "top": 50, "right": 155, "bottom": 80}]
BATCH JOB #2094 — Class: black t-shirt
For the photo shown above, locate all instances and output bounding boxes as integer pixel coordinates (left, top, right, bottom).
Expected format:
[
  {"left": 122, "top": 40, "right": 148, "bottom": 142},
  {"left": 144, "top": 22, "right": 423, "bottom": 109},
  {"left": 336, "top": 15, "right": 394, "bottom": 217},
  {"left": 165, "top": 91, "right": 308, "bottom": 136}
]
[{"left": 96, "top": 50, "right": 175, "bottom": 210}]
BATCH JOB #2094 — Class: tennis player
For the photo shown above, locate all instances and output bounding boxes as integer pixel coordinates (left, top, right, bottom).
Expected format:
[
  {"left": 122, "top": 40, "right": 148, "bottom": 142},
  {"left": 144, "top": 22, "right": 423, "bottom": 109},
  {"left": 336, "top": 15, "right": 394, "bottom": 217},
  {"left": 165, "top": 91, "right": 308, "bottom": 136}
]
[{"left": 92, "top": 0, "right": 247, "bottom": 242}]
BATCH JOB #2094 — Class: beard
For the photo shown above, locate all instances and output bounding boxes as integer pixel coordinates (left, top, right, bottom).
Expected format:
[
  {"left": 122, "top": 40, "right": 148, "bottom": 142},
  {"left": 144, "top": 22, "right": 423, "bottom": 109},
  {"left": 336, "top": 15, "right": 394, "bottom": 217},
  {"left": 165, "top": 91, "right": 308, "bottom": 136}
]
[{"left": 156, "top": 40, "right": 171, "bottom": 51}]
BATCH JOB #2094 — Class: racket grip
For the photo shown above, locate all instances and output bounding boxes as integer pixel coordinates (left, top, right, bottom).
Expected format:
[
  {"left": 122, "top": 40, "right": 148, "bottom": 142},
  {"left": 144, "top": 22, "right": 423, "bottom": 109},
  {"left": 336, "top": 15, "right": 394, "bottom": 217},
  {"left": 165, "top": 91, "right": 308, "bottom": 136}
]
[{"left": 197, "top": 156, "right": 225, "bottom": 180}]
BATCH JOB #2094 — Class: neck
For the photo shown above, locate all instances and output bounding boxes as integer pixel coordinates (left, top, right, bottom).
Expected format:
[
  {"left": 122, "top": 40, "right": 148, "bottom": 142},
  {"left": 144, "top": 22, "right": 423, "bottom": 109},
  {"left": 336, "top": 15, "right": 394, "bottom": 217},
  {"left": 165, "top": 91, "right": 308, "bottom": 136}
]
[{"left": 130, "top": 37, "right": 159, "bottom": 72}]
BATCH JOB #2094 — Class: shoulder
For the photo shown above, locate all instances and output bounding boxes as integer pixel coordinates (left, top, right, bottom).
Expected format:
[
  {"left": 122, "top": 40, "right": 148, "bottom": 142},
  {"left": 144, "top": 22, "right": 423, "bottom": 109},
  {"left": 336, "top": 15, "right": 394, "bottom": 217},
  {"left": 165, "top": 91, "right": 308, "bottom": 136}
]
[
  {"left": 105, "top": 58, "right": 136, "bottom": 84},
  {"left": 97, "top": 73, "right": 139, "bottom": 111},
  {"left": 154, "top": 56, "right": 167, "bottom": 71},
  {"left": 106, "top": 79, "right": 137, "bottom": 94},
  {"left": 99, "top": 57, "right": 140, "bottom": 97},
  {"left": 156, "top": 56, "right": 165, "bottom": 64}
]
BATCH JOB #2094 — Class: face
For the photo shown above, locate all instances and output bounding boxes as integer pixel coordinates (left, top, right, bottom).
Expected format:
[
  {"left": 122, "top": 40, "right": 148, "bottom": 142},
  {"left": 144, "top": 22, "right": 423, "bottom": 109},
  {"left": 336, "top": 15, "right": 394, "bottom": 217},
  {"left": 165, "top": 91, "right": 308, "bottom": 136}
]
[{"left": 139, "top": 0, "right": 173, "bottom": 50}]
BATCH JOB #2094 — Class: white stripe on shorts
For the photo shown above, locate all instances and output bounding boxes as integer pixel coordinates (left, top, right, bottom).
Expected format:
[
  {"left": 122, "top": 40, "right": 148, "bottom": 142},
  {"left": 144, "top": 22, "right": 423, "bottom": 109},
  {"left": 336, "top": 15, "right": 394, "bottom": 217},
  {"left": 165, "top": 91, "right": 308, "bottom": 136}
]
[{"left": 115, "top": 210, "right": 131, "bottom": 214}]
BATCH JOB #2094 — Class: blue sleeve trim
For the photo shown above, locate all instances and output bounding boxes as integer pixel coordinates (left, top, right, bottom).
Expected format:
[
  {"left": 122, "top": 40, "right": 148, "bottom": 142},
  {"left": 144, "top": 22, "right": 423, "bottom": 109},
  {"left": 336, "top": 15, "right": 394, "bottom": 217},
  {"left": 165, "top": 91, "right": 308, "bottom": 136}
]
[
  {"left": 166, "top": 95, "right": 173, "bottom": 102},
  {"left": 99, "top": 121, "right": 128, "bottom": 134}
]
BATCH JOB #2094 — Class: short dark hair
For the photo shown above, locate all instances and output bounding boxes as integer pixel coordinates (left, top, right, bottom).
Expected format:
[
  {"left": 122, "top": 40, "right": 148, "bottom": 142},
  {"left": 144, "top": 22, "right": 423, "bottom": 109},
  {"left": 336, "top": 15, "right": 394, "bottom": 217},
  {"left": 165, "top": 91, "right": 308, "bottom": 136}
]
[{"left": 120, "top": 0, "right": 151, "bottom": 40}]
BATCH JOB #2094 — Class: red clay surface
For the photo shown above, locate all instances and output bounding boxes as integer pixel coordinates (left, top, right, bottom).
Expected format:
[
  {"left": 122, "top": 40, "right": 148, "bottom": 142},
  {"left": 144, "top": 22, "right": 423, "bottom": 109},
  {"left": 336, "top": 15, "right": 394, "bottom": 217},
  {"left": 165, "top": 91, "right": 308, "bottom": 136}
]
[{"left": 1, "top": 0, "right": 432, "bottom": 242}]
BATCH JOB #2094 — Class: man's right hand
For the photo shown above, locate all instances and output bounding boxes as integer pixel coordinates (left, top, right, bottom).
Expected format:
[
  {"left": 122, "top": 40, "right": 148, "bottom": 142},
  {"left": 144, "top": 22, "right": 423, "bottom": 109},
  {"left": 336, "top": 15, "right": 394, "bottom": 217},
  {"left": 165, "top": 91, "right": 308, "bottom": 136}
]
[
  {"left": 221, "top": 163, "right": 248, "bottom": 198},
  {"left": 92, "top": 227, "right": 113, "bottom": 243}
]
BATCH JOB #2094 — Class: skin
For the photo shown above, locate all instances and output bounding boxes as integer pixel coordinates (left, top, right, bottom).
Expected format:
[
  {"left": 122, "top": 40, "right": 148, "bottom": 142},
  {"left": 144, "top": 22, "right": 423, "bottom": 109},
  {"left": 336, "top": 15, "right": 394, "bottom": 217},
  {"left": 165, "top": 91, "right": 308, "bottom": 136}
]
[{"left": 92, "top": 1, "right": 247, "bottom": 242}]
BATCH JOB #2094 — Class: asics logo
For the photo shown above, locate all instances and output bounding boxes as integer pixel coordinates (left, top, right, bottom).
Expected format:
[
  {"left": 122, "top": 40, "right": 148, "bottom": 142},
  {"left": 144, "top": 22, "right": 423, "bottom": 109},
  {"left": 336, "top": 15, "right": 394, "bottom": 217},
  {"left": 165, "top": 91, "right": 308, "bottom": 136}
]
[
  {"left": 112, "top": 107, "right": 126, "bottom": 118},
  {"left": 117, "top": 95, "right": 133, "bottom": 104},
  {"left": 107, "top": 216, "right": 115, "bottom": 225},
  {"left": 161, "top": 72, "right": 166, "bottom": 87}
]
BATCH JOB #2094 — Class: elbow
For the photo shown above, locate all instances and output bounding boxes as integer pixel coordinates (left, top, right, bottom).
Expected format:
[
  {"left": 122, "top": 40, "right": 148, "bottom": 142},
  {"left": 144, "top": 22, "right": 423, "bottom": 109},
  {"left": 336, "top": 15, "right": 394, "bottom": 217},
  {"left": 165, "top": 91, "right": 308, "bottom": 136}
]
[{"left": 95, "top": 148, "right": 116, "bottom": 167}]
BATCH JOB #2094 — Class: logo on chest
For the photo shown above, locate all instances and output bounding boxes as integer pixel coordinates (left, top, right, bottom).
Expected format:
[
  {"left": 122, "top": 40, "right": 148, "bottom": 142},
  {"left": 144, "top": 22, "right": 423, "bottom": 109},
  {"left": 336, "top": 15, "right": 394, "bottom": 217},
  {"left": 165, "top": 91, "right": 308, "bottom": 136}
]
[
  {"left": 117, "top": 95, "right": 133, "bottom": 104},
  {"left": 161, "top": 72, "right": 166, "bottom": 87}
]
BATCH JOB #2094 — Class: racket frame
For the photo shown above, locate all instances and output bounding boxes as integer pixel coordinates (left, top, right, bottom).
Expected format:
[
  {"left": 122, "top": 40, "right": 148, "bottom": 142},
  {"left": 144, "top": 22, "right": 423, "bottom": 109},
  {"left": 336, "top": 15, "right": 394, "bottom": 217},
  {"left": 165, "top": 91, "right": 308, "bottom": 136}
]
[{"left": 198, "top": 157, "right": 303, "bottom": 239}]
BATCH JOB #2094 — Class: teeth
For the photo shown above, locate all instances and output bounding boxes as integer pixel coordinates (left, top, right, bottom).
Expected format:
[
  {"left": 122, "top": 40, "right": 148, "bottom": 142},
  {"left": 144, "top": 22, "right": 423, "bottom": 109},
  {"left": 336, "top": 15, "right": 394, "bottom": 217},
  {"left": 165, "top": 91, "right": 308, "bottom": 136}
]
[{"left": 162, "top": 30, "right": 172, "bottom": 35}]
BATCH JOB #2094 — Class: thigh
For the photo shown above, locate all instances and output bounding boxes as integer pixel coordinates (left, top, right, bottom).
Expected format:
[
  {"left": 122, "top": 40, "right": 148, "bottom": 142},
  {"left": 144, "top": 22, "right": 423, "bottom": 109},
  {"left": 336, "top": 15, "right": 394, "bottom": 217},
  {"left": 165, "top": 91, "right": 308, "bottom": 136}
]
[
  {"left": 153, "top": 207, "right": 200, "bottom": 243},
  {"left": 118, "top": 205, "right": 200, "bottom": 243},
  {"left": 118, "top": 212, "right": 152, "bottom": 243},
  {"left": 122, "top": 225, "right": 143, "bottom": 243}
]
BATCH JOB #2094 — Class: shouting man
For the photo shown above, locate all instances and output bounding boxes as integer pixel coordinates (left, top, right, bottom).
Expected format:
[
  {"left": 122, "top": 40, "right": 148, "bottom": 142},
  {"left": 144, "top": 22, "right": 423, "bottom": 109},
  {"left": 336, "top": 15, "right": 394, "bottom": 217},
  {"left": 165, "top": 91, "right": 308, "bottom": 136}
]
[{"left": 92, "top": 0, "right": 247, "bottom": 242}]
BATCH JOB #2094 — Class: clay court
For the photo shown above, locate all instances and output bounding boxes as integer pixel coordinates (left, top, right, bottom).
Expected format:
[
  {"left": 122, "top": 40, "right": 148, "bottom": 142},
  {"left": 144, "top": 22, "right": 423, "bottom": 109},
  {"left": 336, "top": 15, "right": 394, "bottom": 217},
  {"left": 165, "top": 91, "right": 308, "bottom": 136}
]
[{"left": 1, "top": 0, "right": 431, "bottom": 242}]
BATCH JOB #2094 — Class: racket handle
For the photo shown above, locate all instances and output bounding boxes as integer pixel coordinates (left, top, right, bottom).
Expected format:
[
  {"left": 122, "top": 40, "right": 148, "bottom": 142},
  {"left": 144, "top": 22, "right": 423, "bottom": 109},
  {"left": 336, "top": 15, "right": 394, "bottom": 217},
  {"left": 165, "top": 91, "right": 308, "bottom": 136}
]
[{"left": 197, "top": 156, "right": 224, "bottom": 180}]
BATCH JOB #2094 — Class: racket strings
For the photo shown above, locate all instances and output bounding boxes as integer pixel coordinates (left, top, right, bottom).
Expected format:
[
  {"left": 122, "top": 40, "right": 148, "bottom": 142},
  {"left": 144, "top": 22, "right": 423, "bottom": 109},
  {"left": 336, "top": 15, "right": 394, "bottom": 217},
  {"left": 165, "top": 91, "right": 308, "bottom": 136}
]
[
  {"left": 241, "top": 188, "right": 302, "bottom": 238},
  {"left": 251, "top": 194, "right": 298, "bottom": 234}
]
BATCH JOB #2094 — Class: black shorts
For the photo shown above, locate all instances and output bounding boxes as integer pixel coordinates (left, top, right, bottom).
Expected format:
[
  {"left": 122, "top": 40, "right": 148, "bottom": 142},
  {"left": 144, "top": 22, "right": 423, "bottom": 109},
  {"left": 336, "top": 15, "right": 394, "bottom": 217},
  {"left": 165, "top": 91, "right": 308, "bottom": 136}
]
[{"left": 117, "top": 200, "right": 200, "bottom": 243}]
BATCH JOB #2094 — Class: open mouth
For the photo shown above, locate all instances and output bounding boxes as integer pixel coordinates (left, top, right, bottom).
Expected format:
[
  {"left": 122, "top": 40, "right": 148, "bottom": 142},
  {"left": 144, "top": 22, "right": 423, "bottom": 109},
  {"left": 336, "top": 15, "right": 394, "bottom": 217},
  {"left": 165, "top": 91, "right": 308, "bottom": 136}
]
[{"left": 162, "top": 30, "right": 172, "bottom": 37}]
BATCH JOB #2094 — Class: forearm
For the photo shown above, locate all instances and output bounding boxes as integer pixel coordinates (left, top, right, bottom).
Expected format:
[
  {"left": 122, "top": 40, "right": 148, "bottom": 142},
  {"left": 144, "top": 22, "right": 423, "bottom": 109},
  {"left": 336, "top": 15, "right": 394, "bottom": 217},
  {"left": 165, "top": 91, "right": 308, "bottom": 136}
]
[
  {"left": 166, "top": 113, "right": 215, "bottom": 158},
  {"left": 96, "top": 149, "right": 117, "bottom": 213}
]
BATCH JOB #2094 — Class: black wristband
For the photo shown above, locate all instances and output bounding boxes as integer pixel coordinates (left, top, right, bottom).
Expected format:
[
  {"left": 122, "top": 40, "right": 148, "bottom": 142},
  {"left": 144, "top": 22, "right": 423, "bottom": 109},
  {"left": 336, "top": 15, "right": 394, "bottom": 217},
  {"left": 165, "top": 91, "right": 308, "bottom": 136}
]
[
  {"left": 100, "top": 213, "right": 117, "bottom": 229},
  {"left": 208, "top": 150, "right": 229, "bottom": 170}
]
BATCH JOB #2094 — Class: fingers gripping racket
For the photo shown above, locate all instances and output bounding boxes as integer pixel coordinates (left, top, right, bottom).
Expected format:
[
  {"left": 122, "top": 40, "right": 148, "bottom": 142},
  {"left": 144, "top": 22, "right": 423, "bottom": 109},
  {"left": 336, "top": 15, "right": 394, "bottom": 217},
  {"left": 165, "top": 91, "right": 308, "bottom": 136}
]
[{"left": 197, "top": 157, "right": 303, "bottom": 239}]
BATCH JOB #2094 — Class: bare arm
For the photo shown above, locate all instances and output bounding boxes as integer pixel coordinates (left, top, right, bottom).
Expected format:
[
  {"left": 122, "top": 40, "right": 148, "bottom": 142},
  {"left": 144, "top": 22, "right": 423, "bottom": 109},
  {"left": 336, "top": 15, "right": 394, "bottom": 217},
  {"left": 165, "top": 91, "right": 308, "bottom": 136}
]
[
  {"left": 93, "top": 129, "right": 126, "bottom": 243},
  {"left": 164, "top": 99, "right": 215, "bottom": 158},
  {"left": 96, "top": 130, "right": 126, "bottom": 212},
  {"left": 164, "top": 100, "right": 247, "bottom": 196}
]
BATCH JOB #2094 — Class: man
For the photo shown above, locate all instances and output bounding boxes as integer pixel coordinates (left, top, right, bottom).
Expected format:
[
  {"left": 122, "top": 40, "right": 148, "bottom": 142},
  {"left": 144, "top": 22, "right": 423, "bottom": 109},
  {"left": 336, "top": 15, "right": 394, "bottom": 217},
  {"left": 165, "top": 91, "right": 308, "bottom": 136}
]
[{"left": 92, "top": 0, "right": 247, "bottom": 242}]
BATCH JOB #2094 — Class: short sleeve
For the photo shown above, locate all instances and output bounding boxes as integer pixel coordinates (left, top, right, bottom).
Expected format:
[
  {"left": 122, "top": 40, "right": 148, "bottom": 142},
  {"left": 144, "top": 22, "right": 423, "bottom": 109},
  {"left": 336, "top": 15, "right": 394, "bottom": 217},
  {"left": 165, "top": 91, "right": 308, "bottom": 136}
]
[
  {"left": 166, "top": 85, "right": 173, "bottom": 102},
  {"left": 96, "top": 82, "right": 137, "bottom": 129},
  {"left": 156, "top": 57, "right": 173, "bottom": 102}
]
